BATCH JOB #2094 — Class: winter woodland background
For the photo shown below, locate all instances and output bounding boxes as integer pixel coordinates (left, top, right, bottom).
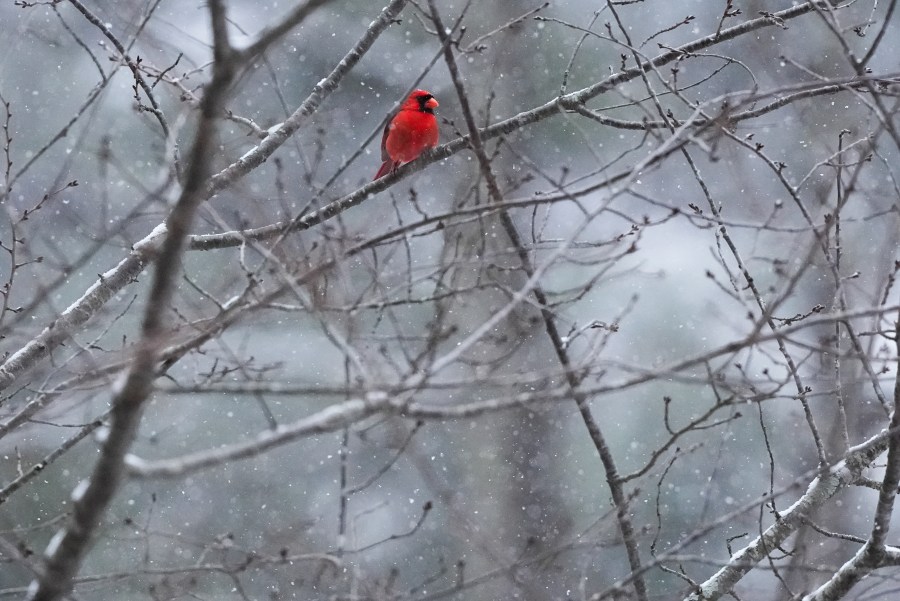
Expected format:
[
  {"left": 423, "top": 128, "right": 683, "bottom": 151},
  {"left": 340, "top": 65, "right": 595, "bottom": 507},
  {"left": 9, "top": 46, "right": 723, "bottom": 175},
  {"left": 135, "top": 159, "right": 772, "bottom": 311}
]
[{"left": 0, "top": 1, "right": 899, "bottom": 600}]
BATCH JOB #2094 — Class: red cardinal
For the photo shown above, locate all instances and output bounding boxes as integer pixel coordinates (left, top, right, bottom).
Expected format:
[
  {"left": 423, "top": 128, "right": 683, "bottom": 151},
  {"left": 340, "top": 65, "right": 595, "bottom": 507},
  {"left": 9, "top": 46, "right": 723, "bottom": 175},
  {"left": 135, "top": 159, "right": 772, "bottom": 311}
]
[{"left": 374, "top": 89, "right": 439, "bottom": 180}]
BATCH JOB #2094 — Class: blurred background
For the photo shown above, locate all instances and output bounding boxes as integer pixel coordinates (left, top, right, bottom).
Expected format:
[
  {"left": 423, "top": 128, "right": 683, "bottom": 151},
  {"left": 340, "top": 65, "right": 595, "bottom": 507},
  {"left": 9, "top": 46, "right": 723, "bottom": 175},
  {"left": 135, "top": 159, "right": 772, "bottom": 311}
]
[{"left": 0, "top": 1, "right": 898, "bottom": 599}]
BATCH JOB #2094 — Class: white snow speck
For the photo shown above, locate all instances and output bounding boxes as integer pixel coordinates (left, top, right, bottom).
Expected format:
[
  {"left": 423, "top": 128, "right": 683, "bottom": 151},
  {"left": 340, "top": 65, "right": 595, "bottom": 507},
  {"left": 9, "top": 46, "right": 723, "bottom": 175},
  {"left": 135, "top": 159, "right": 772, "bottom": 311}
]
[
  {"left": 45, "top": 528, "right": 67, "bottom": 557},
  {"left": 71, "top": 479, "right": 89, "bottom": 502}
]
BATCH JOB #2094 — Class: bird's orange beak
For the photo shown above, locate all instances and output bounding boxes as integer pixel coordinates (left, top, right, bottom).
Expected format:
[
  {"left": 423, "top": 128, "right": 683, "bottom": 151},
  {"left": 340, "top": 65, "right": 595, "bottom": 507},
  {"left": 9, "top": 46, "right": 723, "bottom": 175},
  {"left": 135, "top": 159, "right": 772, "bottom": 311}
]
[{"left": 425, "top": 97, "right": 439, "bottom": 110}]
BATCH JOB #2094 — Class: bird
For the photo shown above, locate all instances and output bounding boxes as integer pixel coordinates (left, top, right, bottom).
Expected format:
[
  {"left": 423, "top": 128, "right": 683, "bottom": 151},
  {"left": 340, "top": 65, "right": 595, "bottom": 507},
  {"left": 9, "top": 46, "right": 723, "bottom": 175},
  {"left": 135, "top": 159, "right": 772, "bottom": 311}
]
[{"left": 374, "top": 89, "right": 439, "bottom": 180}]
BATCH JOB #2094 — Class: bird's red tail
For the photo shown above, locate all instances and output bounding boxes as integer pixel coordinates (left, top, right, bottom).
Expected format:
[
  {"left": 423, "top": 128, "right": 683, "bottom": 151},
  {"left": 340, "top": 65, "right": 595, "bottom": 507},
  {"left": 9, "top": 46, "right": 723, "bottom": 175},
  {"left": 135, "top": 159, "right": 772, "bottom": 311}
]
[{"left": 374, "top": 159, "right": 397, "bottom": 180}]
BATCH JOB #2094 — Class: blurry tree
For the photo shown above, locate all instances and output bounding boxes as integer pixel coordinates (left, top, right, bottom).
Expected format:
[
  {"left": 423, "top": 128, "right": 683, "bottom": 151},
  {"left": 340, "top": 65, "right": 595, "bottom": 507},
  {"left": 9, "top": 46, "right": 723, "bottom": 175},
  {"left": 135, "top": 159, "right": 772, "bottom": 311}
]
[{"left": 0, "top": 1, "right": 898, "bottom": 600}]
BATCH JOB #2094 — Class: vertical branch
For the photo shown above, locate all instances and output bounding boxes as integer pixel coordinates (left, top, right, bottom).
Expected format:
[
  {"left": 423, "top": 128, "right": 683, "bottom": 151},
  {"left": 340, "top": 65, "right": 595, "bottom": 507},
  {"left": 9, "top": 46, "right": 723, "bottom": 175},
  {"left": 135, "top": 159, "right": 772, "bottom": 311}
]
[
  {"left": 24, "top": 3, "right": 236, "bottom": 600},
  {"left": 832, "top": 130, "right": 851, "bottom": 453},
  {"left": 0, "top": 91, "right": 11, "bottom": 201},
  {"left": 426, "top": 3, "right": 648, "bottom": 600}
]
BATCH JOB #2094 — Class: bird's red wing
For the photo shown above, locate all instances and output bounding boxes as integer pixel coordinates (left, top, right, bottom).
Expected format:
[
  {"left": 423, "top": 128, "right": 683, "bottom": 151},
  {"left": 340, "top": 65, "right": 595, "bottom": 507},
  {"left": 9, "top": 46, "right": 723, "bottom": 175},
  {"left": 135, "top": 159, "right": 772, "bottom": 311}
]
[
  {"left": 374, "top": 159, "right": 397, "bottom": 180},
  {"left": 380, "top": 114, "right": 395, "bottom": 163}
]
